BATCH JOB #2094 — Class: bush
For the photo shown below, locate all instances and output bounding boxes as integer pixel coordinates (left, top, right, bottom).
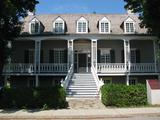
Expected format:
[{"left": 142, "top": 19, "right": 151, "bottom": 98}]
[
  {"left": 0, "top": 85, "right": 68, "bottom": 109},
  {"left": 101, "top": 84, "right": 147, "bottom": 107}
]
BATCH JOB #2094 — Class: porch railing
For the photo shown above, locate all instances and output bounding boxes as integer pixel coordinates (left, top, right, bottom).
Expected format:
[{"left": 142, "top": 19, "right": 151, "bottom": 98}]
[
  {"left": 61, "top": 64, "right": 74, "bottom": 90},
  {"left": 3, "top": 63, "right": 35, "bottom": 74},
  {"left": 130, "top": 63, "right": 155, "bottom": 73},
  {"left": 97, "top": 63, "right": 156, "bottom": 73},
  {"left": 97, "top": 63, "right": 126, "bottom": 73},
  {"left": 3, "top": 63, "right": 68, "bottom": 74},
  {"left": 39, "top": 63, "right": 68, "bottom": 73}
]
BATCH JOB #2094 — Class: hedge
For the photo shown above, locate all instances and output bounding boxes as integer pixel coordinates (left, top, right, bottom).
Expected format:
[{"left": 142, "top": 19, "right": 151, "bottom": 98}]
[
  {"left": 0, "top": 85, "right": 68, "bottom": 109},
  {"left": 101, "top": 84, "right": 147, "bottom": 107}
]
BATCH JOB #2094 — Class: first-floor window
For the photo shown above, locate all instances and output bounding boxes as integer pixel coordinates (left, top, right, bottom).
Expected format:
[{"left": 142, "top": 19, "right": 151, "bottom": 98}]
[
  {"left": 24, "top": 49, "right": 35, "bottom": 63},
  {"left": 28, "top": 79, "right": 36, "bottom": 87},
  {"left": 49, "top": 48, "right": 67, "bottom": 63},
  {"left": 131, "top": 49, "right": 140, "bottom": 63},
  {"left": 98, "top": 48, "right": 115, "bottom": 63}
]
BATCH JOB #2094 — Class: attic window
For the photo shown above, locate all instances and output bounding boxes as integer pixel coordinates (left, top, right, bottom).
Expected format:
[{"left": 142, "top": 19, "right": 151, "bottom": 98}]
[
  {"left": 76, "top": 17, "right": 88, "bottom": 33},
  {"left": 124, "top": 17, "right": 135, "bottom": 34},
  {"left": 29, "top": 18, "right": 40, "bottom": 34},
  {"left": 53, "top": 17, "right": 65, "bottom": 34},
  {"left": 99, "top": 17, "right": 110, "bottom": 33}
]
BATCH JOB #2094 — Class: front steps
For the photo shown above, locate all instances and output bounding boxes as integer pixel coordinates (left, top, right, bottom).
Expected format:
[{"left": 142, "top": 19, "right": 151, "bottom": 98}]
[{"left": 67, "top": 73, "right": 99, "bottom": 98}]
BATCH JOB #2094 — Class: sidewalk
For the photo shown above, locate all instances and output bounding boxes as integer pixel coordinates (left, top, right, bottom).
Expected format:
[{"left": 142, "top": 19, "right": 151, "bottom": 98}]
[{"left": 0, "top": 99, "right": 160, "bottom": 119}]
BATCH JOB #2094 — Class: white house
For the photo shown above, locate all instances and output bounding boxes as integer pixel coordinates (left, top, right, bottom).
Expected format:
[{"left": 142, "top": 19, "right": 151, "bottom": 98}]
[{"left": 2, "top": 13, "right": 159, "bottom": 97}]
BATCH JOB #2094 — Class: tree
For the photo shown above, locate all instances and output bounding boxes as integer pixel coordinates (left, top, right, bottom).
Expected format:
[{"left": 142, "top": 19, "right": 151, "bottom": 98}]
[
  {"left": 0, "top": 0, "right": 39, "bottom": 84},
  {"left": 124, "top": 0, "right": 160, "bottom": 36}
]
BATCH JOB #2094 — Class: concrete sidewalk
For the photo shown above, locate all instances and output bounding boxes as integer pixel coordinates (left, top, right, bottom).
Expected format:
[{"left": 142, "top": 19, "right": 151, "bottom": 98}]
[{"left": 0, "top": 107, "right": 160, "bottom": 119}]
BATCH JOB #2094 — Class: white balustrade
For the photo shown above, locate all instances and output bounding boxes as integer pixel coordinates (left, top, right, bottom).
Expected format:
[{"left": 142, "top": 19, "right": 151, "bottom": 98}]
[
  {"left": 61, "top": 64, "right": 73, "bottom": 90},
  {"left": 130, "top": 63, "right": 155, "bottom": 73},
  {"left": 40, "top": 63, "right": 68, "bottom": 73},
  {"left": 3, "top": 63, "right": 35, "bottom": 74},
  {"left": 97, "top": 63, "right": 126, "bottom": 73}
]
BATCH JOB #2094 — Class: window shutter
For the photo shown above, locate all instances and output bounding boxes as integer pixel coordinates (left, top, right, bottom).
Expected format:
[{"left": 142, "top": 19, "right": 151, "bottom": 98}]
[
  {"left": 121, "top": 49, "right": 124, "bottom": 63},
  {"left": 136, "top": 49, "right": 140, "bottom": 63},
  {"left": 40, "top": 50, "right": 43, "bottom": 63},
  {"left": 110, "top": 49, "right": 115, "bottom": 63},
  {"left": 49, "top": 50, "right": 54, "bottom": 63},
  {"left": 97, "top": 49, "right": 101, "bottom": 63},
  {"left": 64, "top": 49, "right": 67, "bottom": 63},
  {"left": 24, "top": 50, "right": 29, "bottom": 63}
]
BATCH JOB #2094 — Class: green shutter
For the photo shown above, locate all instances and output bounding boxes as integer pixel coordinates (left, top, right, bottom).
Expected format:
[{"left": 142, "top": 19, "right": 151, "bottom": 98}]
[
  {"left": 136, "top": 49, "right": 140, "bottom": 63},
  {"left": 110, "top": 49, "right": 115, "bottom": 63},
  {"left": 49, "top": 50, "right": 54, "bottom": 63},
  {"left": 121, "top": 49, "right": 124, "bottom": 63},
  {"left": 24, "top": 50, "right": 29, "bottom": 63},
  {"left": 97, "top": 49, "right": 101, "bottom": 63},
  {"left": 40, "top": 50, "right": 43, "bottom": 63}
]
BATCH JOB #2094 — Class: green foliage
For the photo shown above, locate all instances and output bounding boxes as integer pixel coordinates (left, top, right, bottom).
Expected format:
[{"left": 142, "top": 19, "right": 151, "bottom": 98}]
[
  {"left": 0, "top": 86, "right": 68, "bottom": 109},
  {"left": 101, "top": 84, "right": 147, "bottom": 107},
  {"left": 124, "top": 0, "right": 160, "bottom": 36},
  {"left": 0, "top": 0, "right": 39, "bottom": 76}
]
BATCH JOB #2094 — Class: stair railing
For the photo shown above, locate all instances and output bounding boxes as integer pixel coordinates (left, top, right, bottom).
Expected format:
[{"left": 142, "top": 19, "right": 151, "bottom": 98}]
[
  {"left": 61, "top": 64, "right": 74, "bottom": 90},
  {"left": 91, "top": 65, "right": 104, "bottom": 92}
]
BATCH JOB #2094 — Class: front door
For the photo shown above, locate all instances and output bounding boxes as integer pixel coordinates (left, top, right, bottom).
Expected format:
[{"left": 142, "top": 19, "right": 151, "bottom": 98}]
[{"left": 74, "top": 52, "right": 91, "bottom": 73}]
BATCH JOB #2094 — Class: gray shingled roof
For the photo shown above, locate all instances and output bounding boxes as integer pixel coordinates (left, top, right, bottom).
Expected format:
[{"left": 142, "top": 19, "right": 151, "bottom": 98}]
[{"left": 22, "top": 13, "right": 147, "bottom": 34}]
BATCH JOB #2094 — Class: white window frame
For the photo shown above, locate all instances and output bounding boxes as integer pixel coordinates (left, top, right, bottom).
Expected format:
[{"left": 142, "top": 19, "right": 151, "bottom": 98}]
[
  {"left": 29, "top": 17, "right": 40, "bottom": 34},
  {"left": 76, "top": 17, "right": 88, "bottom": 33},
  {"left": 131, "top": 48, "right": 137, "bottom": 63},
  {"left": 50, "top": 48, "right": 66, "bottom": 63},
  {"left": 99, "top": 48, "right": 111, "bottom": 63},
  {"left": 99, "top": 17, "right": 111, "bottom": 34},
  {"left": 124, "top": 17, "right": 135, "bottom": 34},
  {"left": 53, "top": 17, "right": 65, "bottom": 34}
]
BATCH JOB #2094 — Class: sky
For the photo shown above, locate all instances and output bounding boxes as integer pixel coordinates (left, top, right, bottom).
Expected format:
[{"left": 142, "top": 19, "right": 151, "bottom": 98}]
[{"left": 36, "top": 0, "right": 127, "bottom": 14}]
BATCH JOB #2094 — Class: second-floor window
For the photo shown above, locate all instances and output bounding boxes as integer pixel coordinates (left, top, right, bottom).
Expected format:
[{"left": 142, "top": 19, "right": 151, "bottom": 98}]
[
  {"left": 31, "top": 22, "right": 39, "bottom": 34},
  {"left": 77, "top": 17, "right": 88, "bottom": 33},
  {"left": 99, "top": 17, "right": 110, "bottom": 33},
  {"left": 125, "top": 22, "right": 134, "bottom": 33},
  {"left": 53, "top": 17, "right": 65, "bottom": 34}
]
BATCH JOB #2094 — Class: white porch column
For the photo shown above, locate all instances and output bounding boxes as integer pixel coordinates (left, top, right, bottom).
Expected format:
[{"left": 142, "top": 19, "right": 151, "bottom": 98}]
[
  {"left": 91, "top": 39, "right": 98, "bottom": 72},
  {"left": 67, "top": 39, "right": 74, "bottom": 68},
  {"left": 34, "top": 40, "right": 41, "bottom": 73},
  {"left": 124, "top": 39, "right": 131, "bottom": 71},
  {"left": 153, "top": 40, "right": 157, "bottom": 73},
  {"left": 124, "top": 39, "right": 131, "bottom": 85}
]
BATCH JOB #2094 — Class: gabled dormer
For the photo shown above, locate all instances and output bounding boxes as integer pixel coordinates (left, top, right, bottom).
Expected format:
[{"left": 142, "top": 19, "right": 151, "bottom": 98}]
[
  {"left": 53, "top": 17, "right": 65, "bottom": 34},
  {"left": 76, "top": 17, "right": 88, "bottom": 33},
  {"left": 99, "top": 17, "right": 111, "bottom": 34},
  {"left": 124, "top": 17, "right": 136, "bottom": 34},
  {"left": 29, "top": 17, "right": 41, "bottom": 34}
]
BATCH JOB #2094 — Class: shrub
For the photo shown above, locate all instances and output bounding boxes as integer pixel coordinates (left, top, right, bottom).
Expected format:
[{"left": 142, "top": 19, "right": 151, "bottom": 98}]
[
  {"left": 101, "top": 84, "right": 147, "bottom": 107},
  {"left": 0, "top": 85, "right": 68, "bottom": 109}
]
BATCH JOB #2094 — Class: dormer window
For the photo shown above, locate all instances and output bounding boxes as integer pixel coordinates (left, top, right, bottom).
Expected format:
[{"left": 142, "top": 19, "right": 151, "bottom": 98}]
[
  {"left": 53, "top": 17, "right": 65, "bottom": 34},
  {"left": 124, "top": 17, "right": 135, "bottom": 34},
  {"left": 76, "top": 17, "right": 88, "bottom": 33},
  {"left": 29, "top": 17, "right": 40, "bottom": 34},
  {"left": 99, "top": 17, "right": 110, "bottom": 33}
]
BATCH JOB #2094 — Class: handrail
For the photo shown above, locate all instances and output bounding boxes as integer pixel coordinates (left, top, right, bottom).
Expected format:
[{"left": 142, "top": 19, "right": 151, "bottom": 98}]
[
  {"left": 61, "top": 64, "right": 74, "bottom": 90},
  {"left": 91, "top": 65, "right": 104, "bottom": 91}
]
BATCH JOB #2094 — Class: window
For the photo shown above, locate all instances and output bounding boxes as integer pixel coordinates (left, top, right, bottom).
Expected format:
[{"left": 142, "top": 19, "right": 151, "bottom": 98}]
[
  {"left": 49, "top": 48, "right": 67, "bottom": 63},
  {"left": 99, "top": 17, "right": 110, "bottom": 33},
  {"left": 24, "top": 49, "right": 34, "bottom": 63},
  {"left": 53, "top": 17, "right": 65, "bottom": 34},
  {"left": 29, "top": 17, "right": 40, "bottom": 34},
  {"left": 77, "top": 17, "right": 88, "bottom": 33},
  {"left": 98, "top": 48, "right": 115, "bottom": 63},
  {"left": 131, "top": 49, "right": 140, "bottom": 63},
  {"left": 125, "top": 22, "right": 134, "bottom": 33},
  {"left": 129, "top": 78, "right": 137, "bottom": 85},
  {"left": 28, "top": 79, "right": 36, "bottom": 88},
  {"left": 124, "top": 17, "right": 135, "bottom": 34}
]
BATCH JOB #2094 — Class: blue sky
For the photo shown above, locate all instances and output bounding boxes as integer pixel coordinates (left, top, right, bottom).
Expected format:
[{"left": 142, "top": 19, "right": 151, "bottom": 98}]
[{"left": 36, "top": 0, "right": 127, "bottom": 14}]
